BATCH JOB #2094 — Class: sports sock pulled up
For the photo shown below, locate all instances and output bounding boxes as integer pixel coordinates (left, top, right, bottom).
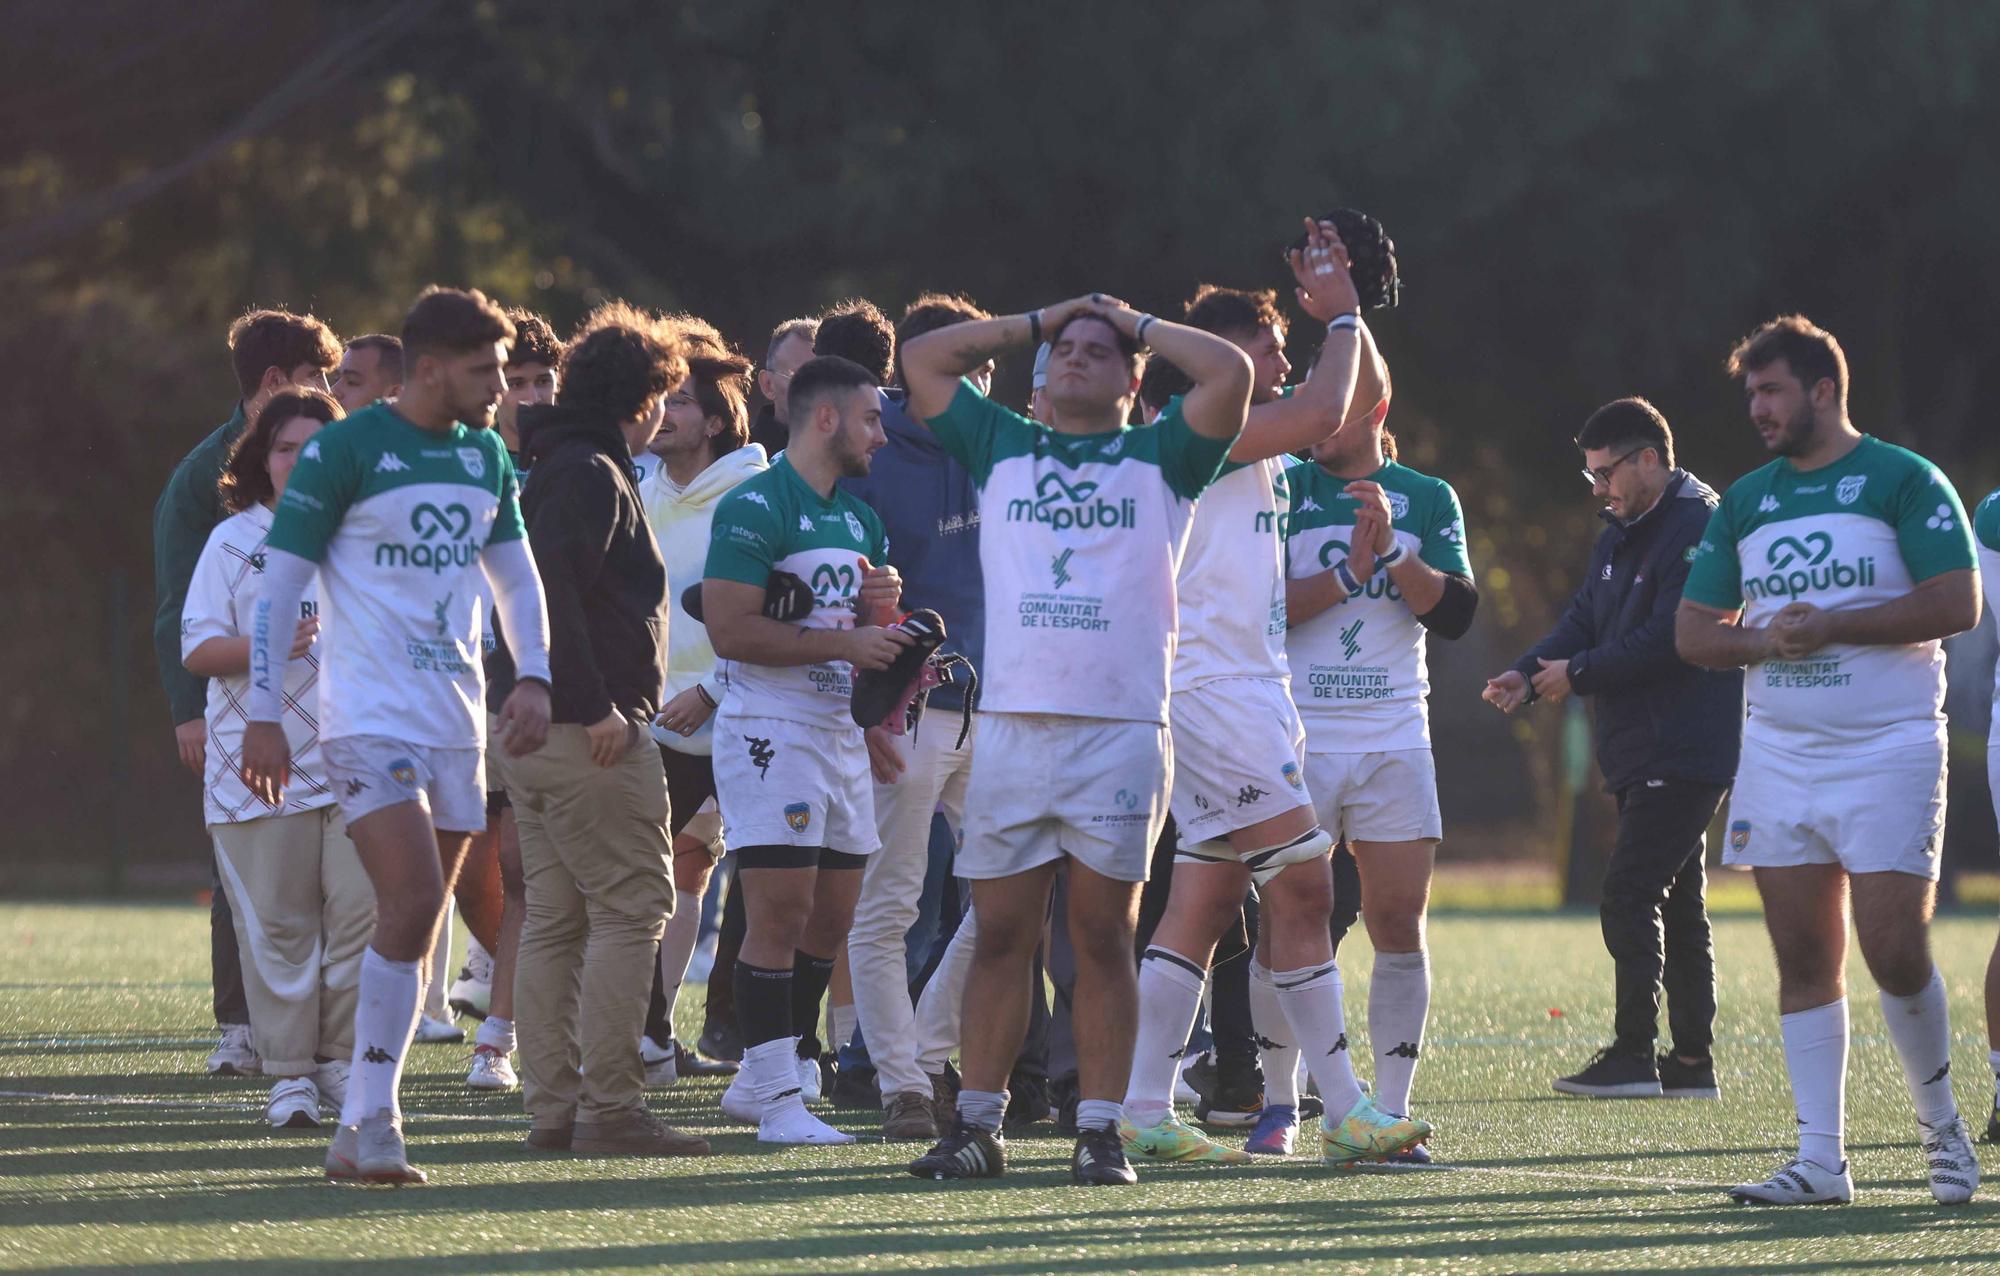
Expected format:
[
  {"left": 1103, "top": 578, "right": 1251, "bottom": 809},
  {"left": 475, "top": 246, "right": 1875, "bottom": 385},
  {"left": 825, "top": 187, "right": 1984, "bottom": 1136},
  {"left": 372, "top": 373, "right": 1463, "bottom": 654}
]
[
  {"left": 1782, "top": 998, "right": 1849, "bottom": 1169},
  {"left": 341, "top": 947, "right": 421, "bottom": 1126},
  {"left": 1123, "top": 947, "right": 1207, "bottom": 1127},
  {"left": 1879, "top": 968, "right": 1957, "bottom": 1128}
]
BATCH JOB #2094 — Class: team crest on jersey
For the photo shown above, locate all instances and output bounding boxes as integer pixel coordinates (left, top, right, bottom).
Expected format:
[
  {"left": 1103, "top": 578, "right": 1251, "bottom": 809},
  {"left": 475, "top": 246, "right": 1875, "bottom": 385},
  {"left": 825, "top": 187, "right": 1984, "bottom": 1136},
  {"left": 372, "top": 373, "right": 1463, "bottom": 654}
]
[
  {"left": 1836, "top": 475, "right": 1866, "bottom": 505},
  {"left": 1729, "top": 820, "right": 1751, "bottom": 852},
  {"left": 1387, "top": 491, "right": 1410, "bottom": 520},
  {"left": 783, "top": 802, "right": 811, "bottom": 833},
  {"left": 1100, "top": 435, "right": 1125, "bottom": 457},
  {"left": 303, "top": 440, "right": 321, "bottom": 461},
  {"left": 844, "top": 511, "right": 864, "bottom": 542},
  {"left": 389, "top": 759, "right": 419, "bottom": 789},
  {"left": 457, "top": 447, "right": 485, "bottom": 479},
  {"left": 1281, "top": 761, "right": 1303, "bottom": 792}
]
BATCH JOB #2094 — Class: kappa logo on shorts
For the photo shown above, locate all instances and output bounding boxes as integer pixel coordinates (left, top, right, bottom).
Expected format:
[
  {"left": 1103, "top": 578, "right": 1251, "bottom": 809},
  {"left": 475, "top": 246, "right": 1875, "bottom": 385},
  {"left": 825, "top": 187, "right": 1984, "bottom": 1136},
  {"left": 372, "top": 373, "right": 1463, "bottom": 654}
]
[
  {"left": 388, "top": 759, "right": 419, "bottom": 789},
  {"left": 744, "top": 736, "right": 775, "bottom": 779},
  {"left": 1729, "top": 820, "right": 1751, "bottom": 852},
  {"left": 1235, "top": 784, "right": 1269, "bottom": 807},
  {"left": 783, "top": 802, "right": 811, "bottom": 833},
  {"left": 1281, "top": 762, "right": 1303, "bottom": 792},
  {"left": 343, "top": 777, "right": 368, "bottom": 798}
]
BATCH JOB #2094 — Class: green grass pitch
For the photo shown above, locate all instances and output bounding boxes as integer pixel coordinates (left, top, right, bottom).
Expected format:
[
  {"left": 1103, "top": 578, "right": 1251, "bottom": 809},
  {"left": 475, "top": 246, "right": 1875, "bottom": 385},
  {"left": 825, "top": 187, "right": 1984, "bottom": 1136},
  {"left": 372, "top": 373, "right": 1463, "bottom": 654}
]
[{"left": 6, "top": 900, "right": 2000, "bottom": 1272}]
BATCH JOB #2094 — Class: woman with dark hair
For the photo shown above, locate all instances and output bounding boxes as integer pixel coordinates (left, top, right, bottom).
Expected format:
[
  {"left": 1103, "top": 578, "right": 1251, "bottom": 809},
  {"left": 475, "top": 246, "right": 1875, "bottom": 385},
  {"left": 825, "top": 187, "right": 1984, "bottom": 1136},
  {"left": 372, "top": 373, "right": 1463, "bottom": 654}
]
[{"left": 184, "top": 387, "right": 374, "bottom": 1129}]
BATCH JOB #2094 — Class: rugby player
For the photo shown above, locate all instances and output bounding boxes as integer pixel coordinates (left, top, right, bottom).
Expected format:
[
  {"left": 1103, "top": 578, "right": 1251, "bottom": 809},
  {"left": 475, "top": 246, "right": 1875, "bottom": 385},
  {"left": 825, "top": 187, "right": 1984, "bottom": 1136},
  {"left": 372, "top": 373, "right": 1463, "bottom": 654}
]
[
  {"left": 332, "top": 334, "right": 403, "bottom": 414},
  {"left": 899, "top": 293, "right": 1252, "bottom": 1185},
  {"left": 1677, "top": 315, "right": 1981, "bottom": 1206},
  {"left": 703, "top": 355, "right": 907, "bottom": 1145},
  {"left": 240, "top": 287, "right": 553, "bottom": 1185},
  {"left": 1126, "top": 220, "right": 1427, "bottom": 1168},
  {"left": 1281, "top": 359, "right": 1478, "bottom": 1157}
]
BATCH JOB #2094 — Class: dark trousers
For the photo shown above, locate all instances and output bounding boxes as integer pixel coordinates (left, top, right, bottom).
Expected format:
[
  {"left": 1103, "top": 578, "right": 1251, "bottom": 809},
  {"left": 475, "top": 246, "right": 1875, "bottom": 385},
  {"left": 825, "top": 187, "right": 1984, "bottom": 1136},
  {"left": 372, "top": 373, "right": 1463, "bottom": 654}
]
[
  {"left": 702, "top": 874, "right": 747, "bottom": 1036},
  {"left": 645, "top": 745, "right": 716, "bottom": 1043},
  {"left": 1602, "top": 780, "right": 1727, "bottom": 1057},
  {"left": 210, "top": 851, "right": 248, "bottom": 1026}
]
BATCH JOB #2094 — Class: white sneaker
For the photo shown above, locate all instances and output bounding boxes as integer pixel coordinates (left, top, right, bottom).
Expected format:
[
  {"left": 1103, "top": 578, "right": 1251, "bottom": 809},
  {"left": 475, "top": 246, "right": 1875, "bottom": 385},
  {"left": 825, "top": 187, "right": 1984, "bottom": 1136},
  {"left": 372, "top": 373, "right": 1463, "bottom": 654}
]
[
  {"left": 207, "top": 1024, "right": 259, "bottom": 1076},
  {"left": 642, "top": 1036, "right": 679, "bottom": 1088},
  {"left": 1174, "top": 1057, "right": 1200, "bottom": 1105},
  {"left": 265, "top": 1076, "right": 321, "bottom": 1129},
  {"left": 1922, "top": 1115, "right": 1981, "bottom": 1204},
  {"left": 797, "top": 1054, "right": 823, "bottom": 1104},
  {"left": 720, "top": 1072, "right": 764, "bottom": 1124},
  {"left": 1728, "top": 1155, "right": 1854, "bottom": 1205},
  {"left": 758, "top": 1094, "right": 855, "bottom": 1145},
  {"left": 415, "top": 1014, "right": 465, "bottom": 1044},
  {"left": 466, "top": 1045, "right": 518, "bottom": 1091},
  {"left": 448, "top": 942, "right": 494, "bottom": 1022},
  {"left": 313, "top": 1059, "right": 349, "bottom": 1113}
]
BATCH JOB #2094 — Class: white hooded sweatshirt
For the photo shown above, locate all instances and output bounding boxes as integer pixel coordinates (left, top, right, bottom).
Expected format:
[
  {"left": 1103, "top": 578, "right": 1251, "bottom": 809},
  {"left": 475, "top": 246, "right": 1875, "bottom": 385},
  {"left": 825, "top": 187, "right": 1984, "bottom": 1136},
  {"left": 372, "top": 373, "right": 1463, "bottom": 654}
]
[{"left": 640, "top": 442, "right": 769, "bottom": 755}]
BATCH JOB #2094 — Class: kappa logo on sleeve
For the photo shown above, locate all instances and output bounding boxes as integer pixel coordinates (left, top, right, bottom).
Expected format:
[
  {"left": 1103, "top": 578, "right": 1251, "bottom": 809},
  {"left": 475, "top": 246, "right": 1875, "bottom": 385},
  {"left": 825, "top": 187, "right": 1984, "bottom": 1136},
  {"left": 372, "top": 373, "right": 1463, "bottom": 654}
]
[{"left": 743, "top": 491, "right": 771, "bottom": 510}]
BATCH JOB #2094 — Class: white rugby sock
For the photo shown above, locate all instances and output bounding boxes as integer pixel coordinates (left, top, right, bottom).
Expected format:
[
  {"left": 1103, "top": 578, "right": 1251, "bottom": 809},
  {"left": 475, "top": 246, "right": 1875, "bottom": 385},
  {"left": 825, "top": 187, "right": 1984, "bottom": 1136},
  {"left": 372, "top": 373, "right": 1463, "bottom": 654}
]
[
  {"left": 1781, "top": 998, "right": 1848, "bottom": 1170},
  {"left": 1274, "top": 960, "right": 1363, "bottom": 1116},
  {"left": 1370, "top": 949, "right": 1431, "bottom": 1117},
  {"left": 341, "top": 947, "right": 421, "bottom": 1126},
  {"left": 657, "top": 900, "right": 703, "bottom": 1025},
  {"left": 1879, "top": 969, "right": 1957, "bottom": 1127},
  {"left": 474, "top": 1015, "right": 515, "bottom": 1055},
  {"left": 1249, "top": 961, "right": 1301, "bottom": 1109},
  {"left": 829, "top": 1002, "right": 859, "bottom": 1056},
  {"left": 1123, "top": 947, "right": 1207, "bottom": 1127},
  {"left": 744, "top": 1035, "right": 804, "bottom": 1105}
]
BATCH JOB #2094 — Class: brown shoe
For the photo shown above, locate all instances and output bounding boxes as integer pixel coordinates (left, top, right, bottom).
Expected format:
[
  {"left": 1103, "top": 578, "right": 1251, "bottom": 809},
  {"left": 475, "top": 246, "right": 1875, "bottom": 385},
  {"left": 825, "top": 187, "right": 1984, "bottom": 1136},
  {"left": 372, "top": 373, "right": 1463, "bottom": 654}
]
[
  {"left": 525, "top": 1124, "right": 573, "bottom": 1151},
  {"left": 884, "top": 1090, "right": 939, "bottom": 1142},
  {"left": 927, "top": 1068, "right": 959, "bottom": 1131},
  {"left": 572, "top": 1110, "right": 711, "bottom": 1157}
]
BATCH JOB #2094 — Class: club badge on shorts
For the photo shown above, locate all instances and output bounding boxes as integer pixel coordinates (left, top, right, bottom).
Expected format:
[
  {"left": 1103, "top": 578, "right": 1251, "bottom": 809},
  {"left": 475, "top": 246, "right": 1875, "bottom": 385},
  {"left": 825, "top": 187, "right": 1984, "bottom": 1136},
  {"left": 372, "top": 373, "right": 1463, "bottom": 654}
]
[
  {"left": 1282, "top": 761, "right": 1304, "bottom": 792},
  {"left": 784, "top": 802, "right": 811, "bottom": 834},
  {"left": 1730, "top": 820, "right": 1751, "bottom": 852},
  {"left": 389, "top": 759, "right": 419, "bottom": 789}
]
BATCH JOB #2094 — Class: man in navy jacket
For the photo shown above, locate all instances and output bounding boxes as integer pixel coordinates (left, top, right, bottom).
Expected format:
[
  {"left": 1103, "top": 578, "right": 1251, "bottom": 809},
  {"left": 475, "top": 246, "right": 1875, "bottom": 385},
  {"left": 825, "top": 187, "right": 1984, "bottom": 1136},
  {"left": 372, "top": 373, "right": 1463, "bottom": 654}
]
[{"left": 1484, "top": 397, "right": 1743, "bottom": 1101}]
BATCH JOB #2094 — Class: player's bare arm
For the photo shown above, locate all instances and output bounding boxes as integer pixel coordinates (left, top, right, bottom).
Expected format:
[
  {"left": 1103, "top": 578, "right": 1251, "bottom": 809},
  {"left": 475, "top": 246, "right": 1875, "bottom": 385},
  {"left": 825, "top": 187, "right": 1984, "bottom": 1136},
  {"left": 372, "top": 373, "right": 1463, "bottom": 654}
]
[
  {"left": 1769, "top": 568, "right": 1980, "bottom": 659},
  {"left": 1097, "top": 303, "right": 1249, "bottom": 440},
  {"left": 703, "top": 577, "right": 912, "bottom": 672},
  {"left": 900, "top": 295, "right": 1114, "bottom": 421},
  {"left": 182, "top": 618, "right": 318, "bottom": 678},
  {"left": 1674, "top": 598, "right": 1775, "bottom": 670},
  {"left": 1226, "top": 219, "right": 1364, "bottom": 462}
]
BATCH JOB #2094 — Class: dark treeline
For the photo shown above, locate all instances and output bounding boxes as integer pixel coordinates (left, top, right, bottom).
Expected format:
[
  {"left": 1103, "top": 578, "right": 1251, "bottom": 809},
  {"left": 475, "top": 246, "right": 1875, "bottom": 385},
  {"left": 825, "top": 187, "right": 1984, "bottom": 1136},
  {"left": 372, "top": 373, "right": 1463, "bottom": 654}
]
[{"left": 5, "top": 1, "right": 1996, "bottom": 887}]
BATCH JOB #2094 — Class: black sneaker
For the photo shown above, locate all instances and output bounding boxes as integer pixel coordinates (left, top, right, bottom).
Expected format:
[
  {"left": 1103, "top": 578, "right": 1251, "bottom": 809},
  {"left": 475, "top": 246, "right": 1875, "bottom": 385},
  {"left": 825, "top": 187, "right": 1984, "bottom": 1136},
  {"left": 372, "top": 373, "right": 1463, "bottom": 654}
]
[
  {"left": 1552, "top": 1046, "right": 1662, "bottom": 1098},
  {"left": 1985, "top": 1084, "right": 2000, "bottom": 1144},
  {"left": 1071, "top": 1124, "right": 1138, "bottom": 1185},
  {"left": 851, "top": 610, "right": 947, "bottom": 730},
  {"left": 1050, "top": 1073, "right": 1080, "bottom": 1137},
  {"left": 830, "top": 1062, "right": 882, "bottom": 1110},
  {"left": 696, "top": 1023, "right": 743, "bottom": 1064},
  {"left": 1193, "top": 1057, "right": 1264, "bottom": 1129},
  {"left": 1657, "top": 1052, "right": 1719, "bottom": 1099},
  {"left": 1003, "top": 1068, "right": 1051, "bottom": 1133},
  {"left": 909, "top": 1120, "right": 1007, "bottom": 1180},
  {"left": 674, "top": 1039, "right": 737, "bottom": 1078}
]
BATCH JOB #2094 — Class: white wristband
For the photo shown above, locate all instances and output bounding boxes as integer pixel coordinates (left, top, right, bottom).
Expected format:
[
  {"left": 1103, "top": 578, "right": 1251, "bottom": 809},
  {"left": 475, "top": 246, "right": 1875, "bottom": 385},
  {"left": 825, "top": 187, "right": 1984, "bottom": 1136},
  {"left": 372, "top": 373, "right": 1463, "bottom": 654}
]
[
  {"left": 1377, "top": 539, "right": 1407, "bottom": 568},
  {"left": 1327, "top": 313, "right": 1361, "bottom": 333}
]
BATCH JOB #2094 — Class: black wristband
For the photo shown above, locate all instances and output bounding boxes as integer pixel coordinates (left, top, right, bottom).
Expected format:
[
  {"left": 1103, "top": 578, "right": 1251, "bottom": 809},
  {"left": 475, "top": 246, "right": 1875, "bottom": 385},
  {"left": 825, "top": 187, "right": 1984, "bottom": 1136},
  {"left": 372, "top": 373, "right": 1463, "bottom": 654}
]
[
  {"left": 1027, "top": 310, "right": 1042, "bottom": 345},
  {"left": 694, "top": 684, "right": 716, "bottom": 710},
  {"left": 1136, "top": 314, "right": 1157, "bottom": 346}
]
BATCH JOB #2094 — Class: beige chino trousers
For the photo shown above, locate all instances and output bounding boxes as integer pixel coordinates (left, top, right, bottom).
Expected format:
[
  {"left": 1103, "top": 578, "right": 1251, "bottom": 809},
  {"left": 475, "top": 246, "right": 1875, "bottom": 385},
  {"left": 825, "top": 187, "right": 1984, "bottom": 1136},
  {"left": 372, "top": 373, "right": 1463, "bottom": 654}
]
[
  {"left": 210, "top": 806, "right": 374, "bottom": 1076},
  {"left": 506, "top": 722, "right": 675, "bottom": 1128}
]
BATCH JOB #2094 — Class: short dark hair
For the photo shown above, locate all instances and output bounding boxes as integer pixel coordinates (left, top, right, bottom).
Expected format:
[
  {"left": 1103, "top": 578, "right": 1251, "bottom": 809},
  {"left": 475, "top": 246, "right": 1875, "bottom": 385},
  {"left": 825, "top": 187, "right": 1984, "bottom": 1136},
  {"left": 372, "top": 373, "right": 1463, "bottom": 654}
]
[
  {"left": 1726, "top": 314, "right": 1848, "bottom": 408},
  {"left": 1576, "top": 396, "right": 1676, "bottom": 469},
  {"left": 814, "top": 299, "right": 895, "bottom": 385},
  {"left": 559, "top": 301, "right": 687, "bottom": 424},
  {"left": 764, "top": 317, "right": 818, "bottom": 369},
  {"left": 668, "top": 314, "right": 754, "bottom": 456},
  {"left": 228, "top": 308, "right": 341, "bottom": 398},
  {"left": 1048, "top": 311, "right": 1144, "bottom": 373},
  {"left": 1182, "top": 284, "right": 1283, "bottom": 339},
  {"left": 894, "top": 293, "right": 990, "bottom": 385},
  {"left": 401, "top": 286, "right": 515, "bottom": 361},
  {"left": 1139, "top": 356, "right": 1193, "bottom": 417},
  {"left": 504, "top": 308, "right": 563, "bottom": 370},
  {"left": 346, "top": 333, "right": 403, "bottom": 381},
  {"left": 219, "top": 388, "right": 344, "bottom": 513},
  {"left": 787, "top": 355, "right": 878, "bottom": 430}
]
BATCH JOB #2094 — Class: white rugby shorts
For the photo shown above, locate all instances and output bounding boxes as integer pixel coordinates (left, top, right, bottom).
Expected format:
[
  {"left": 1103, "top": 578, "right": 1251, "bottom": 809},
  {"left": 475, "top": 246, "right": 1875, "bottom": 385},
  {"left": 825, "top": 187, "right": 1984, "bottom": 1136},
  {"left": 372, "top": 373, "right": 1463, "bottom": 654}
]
[
  {"left": 1169, "top": 677, "right": 1311, "bottom": 849},
  {"left": 1304, "top": 748, "right": 1443, "bottom": 844},
  {"left": 959, "top": 712, "right": 1170, "bottom": 883},
  {"left": 711, "top": 711, "right": 879, "bottom": 856},
  {"left": 1722, "top": 733, "right": 1944, "bottom": 880},
  {"left": 321, "top": 735, "right": 486, "bottom": 834}
]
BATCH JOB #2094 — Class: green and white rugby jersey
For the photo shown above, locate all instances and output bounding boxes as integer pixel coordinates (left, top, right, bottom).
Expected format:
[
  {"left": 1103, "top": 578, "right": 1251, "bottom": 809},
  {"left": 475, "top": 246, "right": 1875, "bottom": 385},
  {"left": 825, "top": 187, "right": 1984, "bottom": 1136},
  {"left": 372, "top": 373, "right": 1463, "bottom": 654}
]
[
  {"left": 265, "top": 402, "right": 523, "bottom": 748},
  {"left": 1684, "top": 435, "right": 1974, "bottom": 756},
  {"left": 924, "top": 379, "right": 1234, "bottom": 723},
  {"left": 1971, "top": 486, "right": 2000, "bottom": 738},
  {"left": 703, "top": 454, "right": 890, "bottom": 730},
  {"left": 1283, "top": 459, "right": 1471, "bottom": 753},
  {"left": 1173, "top": 453, "right": 1293, "bottom": 690}
]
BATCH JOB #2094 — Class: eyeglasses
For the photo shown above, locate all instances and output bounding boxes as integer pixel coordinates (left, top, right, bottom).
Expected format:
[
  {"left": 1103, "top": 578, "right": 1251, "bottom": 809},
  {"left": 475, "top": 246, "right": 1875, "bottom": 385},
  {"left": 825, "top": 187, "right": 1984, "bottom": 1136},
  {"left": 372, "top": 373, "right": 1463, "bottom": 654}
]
[
  {"left": 764, "top": 367, "right": 794, "bottom": 383},
  {"left": 1581, "top": 446, "right": 1646, "bottom": 488}
]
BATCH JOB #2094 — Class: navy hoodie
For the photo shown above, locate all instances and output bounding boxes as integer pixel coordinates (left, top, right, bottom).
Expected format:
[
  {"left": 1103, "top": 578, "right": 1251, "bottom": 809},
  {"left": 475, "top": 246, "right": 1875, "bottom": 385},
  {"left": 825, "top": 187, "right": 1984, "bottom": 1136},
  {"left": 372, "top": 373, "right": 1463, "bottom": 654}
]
[
  {"left": 1513, "top": 469, "right": 1743, "bottom": 793},
  {"left": 840, "top": 388, "right": 983, "bottom": 710}
]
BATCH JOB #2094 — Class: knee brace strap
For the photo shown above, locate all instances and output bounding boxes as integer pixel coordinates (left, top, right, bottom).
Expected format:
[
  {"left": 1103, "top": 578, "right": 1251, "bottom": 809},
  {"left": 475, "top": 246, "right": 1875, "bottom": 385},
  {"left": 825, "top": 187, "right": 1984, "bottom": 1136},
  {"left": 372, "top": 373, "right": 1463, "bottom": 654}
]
[{"left": 1243, "top": 826, "right": 1333, "bottom": 888}]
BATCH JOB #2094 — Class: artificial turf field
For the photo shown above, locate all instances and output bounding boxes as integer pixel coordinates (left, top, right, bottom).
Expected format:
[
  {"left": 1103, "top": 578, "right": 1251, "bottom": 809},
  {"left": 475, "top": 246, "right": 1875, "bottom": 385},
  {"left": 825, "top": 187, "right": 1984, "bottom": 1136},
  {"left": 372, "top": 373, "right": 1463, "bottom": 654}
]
[{"left": 7, "top": 901, "right": 2000, "bottom": 1273}]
